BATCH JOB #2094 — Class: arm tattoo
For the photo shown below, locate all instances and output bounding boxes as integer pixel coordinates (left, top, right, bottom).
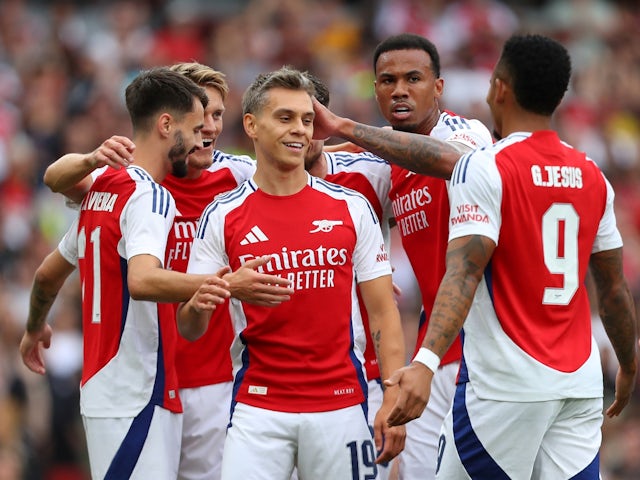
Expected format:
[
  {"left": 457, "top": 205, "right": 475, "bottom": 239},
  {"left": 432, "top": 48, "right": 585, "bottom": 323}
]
[
  {"left": 424, "top": 235, "right": 492, "bottom": 356},
  {"left": 352, "top": 123, "right": 461, "bottom": 179},
  {"left": 590, "top": 249, "right": 637, "bottom": 369},
  {"left": 26, "top": 283, "right": 57, "bottom": 333}
]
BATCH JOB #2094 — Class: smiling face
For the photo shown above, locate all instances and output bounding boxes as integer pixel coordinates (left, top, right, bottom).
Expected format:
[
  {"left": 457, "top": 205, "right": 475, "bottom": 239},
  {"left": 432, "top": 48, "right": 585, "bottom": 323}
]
[
  {"left": 374, "top": 48, "right": 443, "bottom": 135},
  {"left": 186, "top": 85, "right": 225, "bottom": 173},
  {"left": 244, "top": 87, "right": 314, "bottom": 172}
]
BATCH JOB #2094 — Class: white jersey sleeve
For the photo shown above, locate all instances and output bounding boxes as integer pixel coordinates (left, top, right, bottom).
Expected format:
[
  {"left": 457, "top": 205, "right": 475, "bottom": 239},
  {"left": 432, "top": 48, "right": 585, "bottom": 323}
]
[
  {"left": 187, "top": 200, "right": 230, "bottom": 274},
  {"left": 210, "top": 150, "right": 257, "bottom": 183},
  {"left": 434, "top": 113, "right": 493, "bottom": 150},
  {"left": 120, "top": 183, "right": 176, "bottom": 265},
  {"left": 592, "top": 171, "right": 623, "bottom": 253},
  {"left": 58, "top": 216, "right": 79, "bottom": 266},
  {"left": 349, "top": 193, "right": 392, "bottom": 283},
  {"left": 448, "top": 149, "right": 503, "bottom": 244}
]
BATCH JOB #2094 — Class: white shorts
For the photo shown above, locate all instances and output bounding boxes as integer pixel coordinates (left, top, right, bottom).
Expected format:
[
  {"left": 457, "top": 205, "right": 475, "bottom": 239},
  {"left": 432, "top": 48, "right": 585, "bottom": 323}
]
[
  {"left": 398, "top": 361, "right": 458, "bottom": 480},
  {"left": 436, "top": 382, "right": 603, "bottom": 479},
  {"left": 83, "top": 404, "right": 182, "bottom": 480},
  {"left": 221, "top": 402, "right": 376, "bottom": 480},
  {"left": 367, "top": 378, "right": 391, "bottom": 480},
  {"left": 179, "top": 381, "right": 233, "bottom": 480}
]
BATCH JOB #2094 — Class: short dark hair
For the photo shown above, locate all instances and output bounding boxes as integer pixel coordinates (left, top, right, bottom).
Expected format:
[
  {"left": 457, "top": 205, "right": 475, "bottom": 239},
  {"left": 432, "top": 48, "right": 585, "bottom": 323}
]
[
  {"left": 373, "top": 33, "right": 441, "bottom": 78},
  {"left": 242, "top": 66, "right": 315, "bottom": 115},
  {"left": 125, "top": 67, "right": 209, "bottom": 133},
  {"left": 497, "top": 34, "right": 571, "bottom": 116},
  {"left": 304, "top": 72, "right": 330, "bottom": 107}
]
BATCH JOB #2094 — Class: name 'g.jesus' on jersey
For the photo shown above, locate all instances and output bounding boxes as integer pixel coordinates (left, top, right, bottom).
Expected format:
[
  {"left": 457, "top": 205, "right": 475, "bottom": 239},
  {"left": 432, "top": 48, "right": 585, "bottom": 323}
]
[{"left": 188, "top": 173, "right": 392, "bottom": 413}]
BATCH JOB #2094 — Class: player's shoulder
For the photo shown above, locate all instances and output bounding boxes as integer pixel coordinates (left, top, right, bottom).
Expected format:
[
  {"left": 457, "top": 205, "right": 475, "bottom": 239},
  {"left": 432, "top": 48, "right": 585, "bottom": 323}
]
[
  {"left": 437, "top": 110, "right": 493, "bottom": 148},
  {"left": 201, "top": 178, "right": 254, "bottom": 216},
  {"left": 311, "top": 175, "right": 375, "bottom": 212},
  {"left": 325, "top": 150, "right": 388, "bottom": 168},
  {"left": 211, "top": 149, "right": 256, "bottom": 168}
]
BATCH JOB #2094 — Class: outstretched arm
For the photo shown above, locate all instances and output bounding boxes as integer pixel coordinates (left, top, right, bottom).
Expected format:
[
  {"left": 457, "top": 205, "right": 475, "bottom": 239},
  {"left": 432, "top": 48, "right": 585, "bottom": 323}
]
[
  {"left": 590, "top": 247, "right": 638, "bottom": 417},
  {"left": 385, "top": 234, "right": 494, "bottom": 426},
  {"left": 312, "top": 98, "right": 463, "bottom": 179},
  {"left": 20, "top": 249, "right": 76, "bottom": 375},
  {"left": 44, "top": 135, "right": 135, "bottom": 202}
]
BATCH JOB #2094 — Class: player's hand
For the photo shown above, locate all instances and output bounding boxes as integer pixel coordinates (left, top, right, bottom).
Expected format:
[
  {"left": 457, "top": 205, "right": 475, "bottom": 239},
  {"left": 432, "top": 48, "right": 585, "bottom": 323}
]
[
  {"left": 19, "top": 324, "right": 53, "bottom": 375},
  {"left": 224, "top": 256, "right": 294, "bottom": 306},
  {"left": 606, "top": 362, "right": 637, "bottom": 417},
  {"left": 384, "top": 362, "right": 433, "bottom": 426},
  {"left": 89, "top": 135, "right": 135, "bottom": 170},
  {"left": 373, "top": 394, "right": 406, "bottom": 464},
  {"left": 312, "top": 97, "right": 337, "bottom": 140},
  {"left": 189, "top": 268, "right": 231, "bottom": 314}
]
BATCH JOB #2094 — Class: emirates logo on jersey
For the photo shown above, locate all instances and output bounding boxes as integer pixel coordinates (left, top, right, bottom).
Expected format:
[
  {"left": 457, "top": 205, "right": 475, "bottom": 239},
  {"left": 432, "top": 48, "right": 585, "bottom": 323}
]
[{"left": 309, "top": 220, "right": 344, "bottom": 233}]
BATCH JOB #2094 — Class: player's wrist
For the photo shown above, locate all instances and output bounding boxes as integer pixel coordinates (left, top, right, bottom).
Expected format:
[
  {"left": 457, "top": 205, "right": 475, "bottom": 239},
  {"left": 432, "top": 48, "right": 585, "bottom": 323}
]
[{"left": 412, "top": 347, "right": 440, "bottom": 373}]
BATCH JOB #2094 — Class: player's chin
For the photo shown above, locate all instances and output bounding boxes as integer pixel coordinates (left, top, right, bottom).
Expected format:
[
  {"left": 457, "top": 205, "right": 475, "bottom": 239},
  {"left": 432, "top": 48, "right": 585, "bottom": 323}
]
[{"left": 188, "top": 150, "right": 213, "bottom": 169}]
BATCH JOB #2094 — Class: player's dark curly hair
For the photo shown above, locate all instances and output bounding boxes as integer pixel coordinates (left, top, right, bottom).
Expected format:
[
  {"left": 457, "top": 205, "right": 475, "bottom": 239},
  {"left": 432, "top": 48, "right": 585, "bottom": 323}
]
[
  {"left": 497, "top": 34, "right": 571, "bottom": 116},
  {"left": 373, "top": 33, "right": 441, "bottom": 78}
]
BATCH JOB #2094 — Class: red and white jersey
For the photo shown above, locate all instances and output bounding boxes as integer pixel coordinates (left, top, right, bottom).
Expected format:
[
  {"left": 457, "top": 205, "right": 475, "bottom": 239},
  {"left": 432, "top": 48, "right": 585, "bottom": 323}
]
[
  {"left": 163, "top": 150, "right": 256, "bottom": 388},
  {"left": 323, "top": 151, "right": 392, "bottom": 381},
  {"left": 448, "top": 130, "right": 622, "bottom": 401},
  {"left": 188, "top": 173, "right": 391, "bottom": 413},
  {"left": 59, "top": 166, "right": 179, "bottom": 418},
  {"left": 389, "top": 111, "right": 492, "bottom": 364}
]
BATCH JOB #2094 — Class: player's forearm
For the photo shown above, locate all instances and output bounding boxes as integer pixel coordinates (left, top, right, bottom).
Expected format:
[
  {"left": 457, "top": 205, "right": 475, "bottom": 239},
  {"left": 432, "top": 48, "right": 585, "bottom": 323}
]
[
  {"left": 591, "top": 249, "right": 638, "bottom": 373},
  {"left": 175, "top": 301, "right": 210, "bottom": 341},
  {"left": 129, "top": 269, "right": 205, "bottom": 303},
  {"left": 26, "top": 281, "right": 59, "bottom": 334},
  {"left": 421, "top": 270, "right": 479, "bottom": 359},
  {"left": 600, "top": 285, "right": 638, "bottom": 374},
  {"left": 27, "top": 251, "right": 75, "bottom": 333},
  {"left": 44, "top": 153, "right": 95, "bottom": 196},
  {"left": 334, "top": 117, "right": 460, "bottom": 179},
  {"left": 368, "top": 309, "right": 406, "bottom": 384}
]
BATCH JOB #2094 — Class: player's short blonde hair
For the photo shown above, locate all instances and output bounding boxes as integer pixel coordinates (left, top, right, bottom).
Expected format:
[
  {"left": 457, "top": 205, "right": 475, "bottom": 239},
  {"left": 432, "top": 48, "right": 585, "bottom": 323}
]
[{"left": 170, "top": 62, "right": 229, "bottom": 101}]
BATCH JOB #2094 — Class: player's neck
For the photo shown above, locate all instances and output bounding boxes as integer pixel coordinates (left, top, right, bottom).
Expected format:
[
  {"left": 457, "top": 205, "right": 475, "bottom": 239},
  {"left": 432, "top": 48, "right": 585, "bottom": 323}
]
[
  {"left": 253, "top": 165, "right": 308, "bottom": 196},
  {"left": 502, "top": 110, "right": 553, "bottom": 137},
  {"left": 130, "top": 141, "right": 168, "bottom": 183}
]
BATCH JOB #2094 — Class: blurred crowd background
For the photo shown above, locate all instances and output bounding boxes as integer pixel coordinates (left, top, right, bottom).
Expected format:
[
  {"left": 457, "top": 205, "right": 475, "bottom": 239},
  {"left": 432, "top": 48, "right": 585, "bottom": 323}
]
[{"left": 0, "top": 0, "right": 639, "bottom": 478}]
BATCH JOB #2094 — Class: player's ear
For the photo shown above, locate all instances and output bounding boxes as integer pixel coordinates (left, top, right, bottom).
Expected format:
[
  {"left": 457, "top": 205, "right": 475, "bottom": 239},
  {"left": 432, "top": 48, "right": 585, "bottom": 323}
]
[
  {"left": 493, "top": 77, "right": 510, "bottom": 104},
  {"left": 434, "top": 77, "right": 444, "bottom": 99},
  {"left": 157, "top": 112, "right": 173, "bottom": 139},
  {"left": 243, "top": 113, "right": 258, "bottom": 139}
]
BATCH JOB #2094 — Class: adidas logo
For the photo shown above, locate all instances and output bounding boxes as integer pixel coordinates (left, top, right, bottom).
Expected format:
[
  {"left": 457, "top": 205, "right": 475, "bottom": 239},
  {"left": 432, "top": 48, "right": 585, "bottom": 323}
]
[{"left": 240, "top": 225, "right": 269, "bottom": 245}]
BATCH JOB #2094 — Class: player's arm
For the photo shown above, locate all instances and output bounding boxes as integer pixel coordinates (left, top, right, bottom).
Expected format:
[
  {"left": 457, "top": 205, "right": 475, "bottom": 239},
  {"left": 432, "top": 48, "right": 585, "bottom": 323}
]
[
  {"left": 589, "top": 247, "right": 638, "bottom": 417},
  {"left": 312, "top": 98, "right": 462, "bottom": 179},
  {"left": 44, "top": 135, "right": 135, "bottom": 203},
  {"left": 127, "top": 253, "right": 230, "bottom": 304},
  {"left": 20, "top": 248, "right": 76, "bottom": 375},
  {"left": 359, "top": 274, "right": 406, "bottom": 463},
  {"left": 385, "top": 233, "right": 495, "bottom": 426}
]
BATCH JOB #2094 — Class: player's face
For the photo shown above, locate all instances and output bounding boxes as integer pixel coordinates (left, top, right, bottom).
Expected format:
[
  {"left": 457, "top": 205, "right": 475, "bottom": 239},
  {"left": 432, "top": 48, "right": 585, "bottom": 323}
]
[
  {"left": 374, "top": 49, "right": 444, "bottom": 135},
  {"left": 304, "top": 138, "right": 324, "bottom": 170},
  {"left": 169, "top": 98, "right": 205, "bottom": 178},
  {"left": 246, "top": 88, "right": 314, "bottom": 170},
  {"left": 187, "top": 86, "right": 225, "bottom": 171}
]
